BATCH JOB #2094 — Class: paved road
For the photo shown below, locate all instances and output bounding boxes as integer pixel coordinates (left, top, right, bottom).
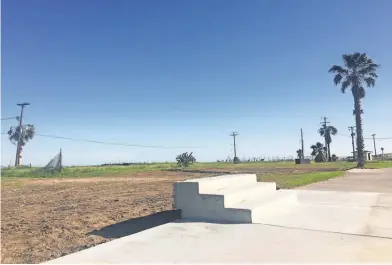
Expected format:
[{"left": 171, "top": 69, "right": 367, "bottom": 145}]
[{"left": 299, "top": 168, "right": 392, "bottom": 193}]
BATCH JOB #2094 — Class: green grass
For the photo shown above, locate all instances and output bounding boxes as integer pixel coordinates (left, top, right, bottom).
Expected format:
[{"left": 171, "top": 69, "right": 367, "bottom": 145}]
[
  {"left": 258, "top": 171, "right": 345, "bottom": 189},
  {"left": 187, "top": 161, "right": 356, "bottom": 170},
  {"left": 1, "top": 163, "right": 176, "bottom": 179},
  {"left": 364, "top": 160, "right": 392, "bottom": 168},
  {"left": 1, "top": 160, "right": 390, "bottom": 180}
]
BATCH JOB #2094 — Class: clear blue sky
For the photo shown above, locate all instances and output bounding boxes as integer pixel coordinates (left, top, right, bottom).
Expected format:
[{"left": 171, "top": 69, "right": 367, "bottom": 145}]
[{"left": 2, "top": 0, "right": 392, "bottom": 166}]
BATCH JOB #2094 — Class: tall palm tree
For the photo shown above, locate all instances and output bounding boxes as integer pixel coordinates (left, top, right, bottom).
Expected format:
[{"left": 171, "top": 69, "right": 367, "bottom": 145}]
[
  {"left": 328, "top": 53, "right": 379, "bottom": 168},
  {"left": 7, "top": 124, "right": 35, "bottom": 165},
  {"left": 310, "top": 142, "right": 327, "bottom": 163},
  {"left": 318, "top": 124, "right": 338, "bottom": 162}
]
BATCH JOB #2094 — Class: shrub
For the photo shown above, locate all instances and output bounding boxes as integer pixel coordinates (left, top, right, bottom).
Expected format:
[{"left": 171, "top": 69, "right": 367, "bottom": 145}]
[{"left": 176, "top": 152, "right": 196, "bottom": 167}]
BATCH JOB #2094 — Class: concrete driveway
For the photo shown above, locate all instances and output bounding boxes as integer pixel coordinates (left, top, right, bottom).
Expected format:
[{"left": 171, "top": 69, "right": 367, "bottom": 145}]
[{"left": 298, "top": 168, "right": 392, "bottom": 193}]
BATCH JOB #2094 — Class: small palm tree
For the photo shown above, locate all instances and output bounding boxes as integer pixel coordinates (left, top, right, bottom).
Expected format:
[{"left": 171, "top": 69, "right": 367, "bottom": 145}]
[
  {"left": 329, "top": 53, "right": 379, "bottom": 168},
  {"left": 296, "top": 149, "right": 303, "bottom": 159},
  {"left": 176, "top": 152, "right": 196, "bottom": 167},
  {"left": 7, "top": 124, "right": 36, "bottom": 165},
  {"left": 310, "top": 142, "right": 327, "bottom": 163},
  {"left": 318, "top": 125, "right": 338, "bottom": 162}
]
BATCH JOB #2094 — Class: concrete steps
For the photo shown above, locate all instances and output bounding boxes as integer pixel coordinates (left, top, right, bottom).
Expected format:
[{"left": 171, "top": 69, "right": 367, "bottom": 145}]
[
  {"left": 174, "top": 174, "right": 296, "bottom": 223},
  {"left": 231, "top": 191, "right": 298, "bottom": 222},
  {"left": 217, "top": 183, "right": 277, "bottom": 206}
]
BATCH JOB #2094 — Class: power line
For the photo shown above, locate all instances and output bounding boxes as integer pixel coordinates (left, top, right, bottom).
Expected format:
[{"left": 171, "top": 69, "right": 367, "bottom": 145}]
[
  {"left": 1, "top": 132, "right": 204, "bottom": 149},
  {"left": 337, "top": 133, "right": 392, "bottom": 140},
  {"left": 1, "top": 117, "right": 18, "bottom": 121}
]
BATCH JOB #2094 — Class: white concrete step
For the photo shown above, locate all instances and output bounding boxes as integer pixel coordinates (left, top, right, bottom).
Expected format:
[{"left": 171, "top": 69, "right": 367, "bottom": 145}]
[
  {"left": 174, "top": 174, "right": 259, "bottom": 220},
  {"left": 212, "top": 182, "right": 277, "bottom": 207},
  {"left": 228, "top": 191, "right": 298, "bottom": 223},
  {"left": 185, "top": 174, "right": 257, "bottom": 194},
  {"left": 174, "top": 174, "right": 294, "bottom": 224}
]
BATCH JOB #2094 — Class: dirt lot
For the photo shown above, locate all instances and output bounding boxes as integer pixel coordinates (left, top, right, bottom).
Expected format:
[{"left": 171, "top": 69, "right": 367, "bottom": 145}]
[
  {"left": 1, "top": 165, "right": 349, "bottom": 264},
  {"left": 1, "top": 171, "right": 210, "bottom": 264}
]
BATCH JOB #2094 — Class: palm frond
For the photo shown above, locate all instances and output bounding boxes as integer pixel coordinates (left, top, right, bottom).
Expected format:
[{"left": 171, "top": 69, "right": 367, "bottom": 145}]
[
  {"left": 328, "top": 126, "right": 338, "bottom": 135},
  {"left": 328, "top": 65, "right": 348, "bottom": 74},
  {"left": 333, "top": 74, "right": 343, "bottom": 85},
  {"left": 343, "top": 54, "right": 356, "bottom": 69},
  {"left": 367, "top": 72, "right": 378, "bottom": 78},
  {"left": 7, "top": 124, "right": 35, "bottom": 146},
  {"left": 318, "top": 127, "right": 325, "bottom": 136},
  {"left": 316, "top": 142, "right": 323, "bottom": 148},
  {"left": 364, "top": 77, "right": 375, "bottom": 87},
  {"left": 341, "top": 78, "right": 351, "bottom": 93},
  {"left": 358, "top": 64, "right": 380, "bottom": 75},
  {"left": 353, "top": 52, "right": 361, "bottom": 62},
  {"left": 358, "top": 53, "right": 367, "bottom": 64}
]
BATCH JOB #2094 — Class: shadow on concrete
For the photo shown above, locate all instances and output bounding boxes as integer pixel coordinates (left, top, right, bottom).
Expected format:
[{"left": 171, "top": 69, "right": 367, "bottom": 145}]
[
  {"left": 173, "top": 219, "right": 246, "bottom": 224},
  {"left": 88, "top": 210, "right": 181, "bottom": 239}
]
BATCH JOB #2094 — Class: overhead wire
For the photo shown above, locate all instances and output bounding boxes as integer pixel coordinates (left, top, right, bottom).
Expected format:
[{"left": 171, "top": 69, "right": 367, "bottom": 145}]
[
  {"left": 1, "top": 117, "right": 18, "bottom": 121},
  {"left": 1, "top": 132, "right": 204, "bottom": 149},
  {"left": 336, "top": 133, "right": 392, "bottom": 140}
]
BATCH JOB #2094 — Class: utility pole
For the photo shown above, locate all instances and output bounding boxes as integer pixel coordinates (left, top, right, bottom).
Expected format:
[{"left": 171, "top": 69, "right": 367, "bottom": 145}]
[
  {"left": 59, "top": 149, "right": 63, "bottom": 171},
  {"left": 321, "top": 117, "right": 330, "bottom": 161},
  {"left": 348, "top": 126, "right": 356, "bottom": 161},
  {"left": 371, "top": 134, "right": 377, "bottom": 157},
  {"left": 230, "top": 132, "right": 239, "bottom": 163},
  {"left": 381, "top": 147, "right": 384, "bottom": 160},
  {"left": 15, "top": 102, "right": 30, "bottom": 167},
  {"left": 300, "top": 128, "right": 305, "bottom": 159}
]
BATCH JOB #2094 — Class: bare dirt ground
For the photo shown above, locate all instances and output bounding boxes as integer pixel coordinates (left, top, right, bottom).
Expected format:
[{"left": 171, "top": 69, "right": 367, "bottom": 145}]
[{"left": 1, "top": 171, "right": 210, "bottom": 264}]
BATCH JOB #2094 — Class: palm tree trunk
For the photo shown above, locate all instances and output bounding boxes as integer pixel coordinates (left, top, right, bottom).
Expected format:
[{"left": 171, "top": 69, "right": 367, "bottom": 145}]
[
  {"left": 354, "top": 95, "right": 365, "bottom": 168},
  {"left": 327, "top": 143, "right": 331, "bottom": 162}
]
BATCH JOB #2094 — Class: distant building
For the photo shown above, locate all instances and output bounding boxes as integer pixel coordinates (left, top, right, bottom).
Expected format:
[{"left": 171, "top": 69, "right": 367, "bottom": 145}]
[{"left": 353, "top": 150, "right": 373, "bottom": 161}]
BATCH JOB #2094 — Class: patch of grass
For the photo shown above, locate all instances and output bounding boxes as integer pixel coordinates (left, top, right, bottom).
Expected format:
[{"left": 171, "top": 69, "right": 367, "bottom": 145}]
[
  {"left": 257, "top": 171, "right": 344, "bottom": 189},
  {"left": 189, "top": 161, "right": 356, "bottom": 170},
  {"left": 1, "top": 163, "right": 176, "bottom": 179},
  {"left": 6, "top": 160, "right": 389, "bottom": 180},
  {"left": 1, "top": 179, "right": 25, "bottom": 189},
  {"left": 364, "top": 160, "right": 392, "bottom": 169}
]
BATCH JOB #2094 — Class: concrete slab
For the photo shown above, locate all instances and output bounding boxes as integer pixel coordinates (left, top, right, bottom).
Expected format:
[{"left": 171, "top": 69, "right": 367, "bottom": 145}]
[
  {"left": 47, "top": 170, "right": 392, "bottom": 263},
  {"left": 256, "top": 194, "right": 392, "bottom": 238},
  {"left": 47, "top": 221, "right": 392, "bottom": 263},
  {"left": 299, "top": 168, "right": 392, "bottom": 193}
]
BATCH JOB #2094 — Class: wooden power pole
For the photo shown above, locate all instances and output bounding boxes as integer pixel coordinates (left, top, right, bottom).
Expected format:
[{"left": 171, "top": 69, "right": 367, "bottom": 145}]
[
  {"left": 348, "top": 126, "right": 356, "bottom": 161},
  {"left": 230, "top": 132, "right": 239, "bottom": 163},
  {"left": 300, "top": 128, "right": 305, "bottom": 159},
  {"left": 15, "top": 102, "right": 30, "bottom": 166},
  {"left": 371, "top": 134, "right": 377, "bottom": 156}
]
